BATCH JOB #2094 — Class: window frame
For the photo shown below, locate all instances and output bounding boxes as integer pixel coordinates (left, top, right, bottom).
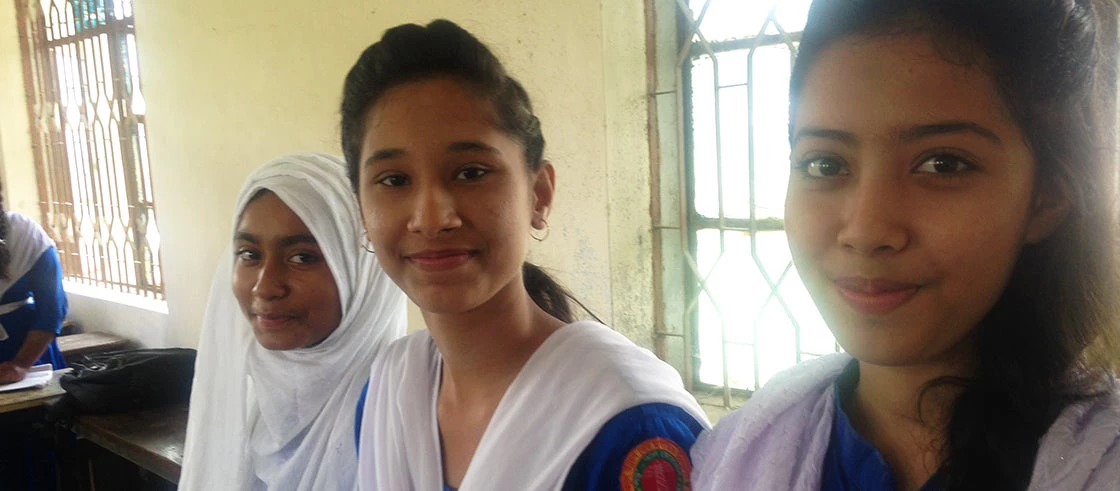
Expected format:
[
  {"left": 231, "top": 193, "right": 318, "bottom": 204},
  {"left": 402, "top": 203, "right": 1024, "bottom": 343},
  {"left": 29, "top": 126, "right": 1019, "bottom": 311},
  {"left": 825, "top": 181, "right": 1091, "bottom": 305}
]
[{"left": 15, "top": 0, "right": 164, "bottom": 299}]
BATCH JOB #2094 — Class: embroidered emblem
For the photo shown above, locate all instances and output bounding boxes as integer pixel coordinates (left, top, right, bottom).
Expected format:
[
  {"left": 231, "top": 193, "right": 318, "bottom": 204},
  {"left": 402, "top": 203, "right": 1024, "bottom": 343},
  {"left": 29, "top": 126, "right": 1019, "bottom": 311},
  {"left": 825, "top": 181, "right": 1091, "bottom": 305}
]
[{"left": 620, "top": 437, "right": 691, "bottom": 491}]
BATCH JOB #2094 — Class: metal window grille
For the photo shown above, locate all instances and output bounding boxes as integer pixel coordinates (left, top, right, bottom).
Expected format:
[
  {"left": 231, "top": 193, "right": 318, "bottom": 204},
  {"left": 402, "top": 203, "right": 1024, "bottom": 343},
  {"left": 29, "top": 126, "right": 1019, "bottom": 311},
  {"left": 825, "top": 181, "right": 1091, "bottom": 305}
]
[
  {"left": 15, "top": 0, "right": 163, "bottom": 299},
  {"left": 650, "top": 0, "right": 839, "bottom": 408}
]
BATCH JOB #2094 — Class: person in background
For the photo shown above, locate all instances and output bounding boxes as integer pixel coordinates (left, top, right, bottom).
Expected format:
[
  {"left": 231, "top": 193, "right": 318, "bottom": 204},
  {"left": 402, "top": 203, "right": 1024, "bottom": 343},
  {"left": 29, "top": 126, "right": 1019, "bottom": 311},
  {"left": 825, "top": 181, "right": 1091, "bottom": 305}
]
[
  {"left": 691, "top": 0, "right": 1120, "bottom": 489},
  {"left": 180, "top": 153, "right": 407, "bottom": 490},
  {"left": 0, "top": 188, "right": 69, "bottom": 490},
  {"left": 0, "top": 190, "right": 67, "bottom": 384},
  {"left": 344, "top": 20, "right": 710, "bottom": 491}
]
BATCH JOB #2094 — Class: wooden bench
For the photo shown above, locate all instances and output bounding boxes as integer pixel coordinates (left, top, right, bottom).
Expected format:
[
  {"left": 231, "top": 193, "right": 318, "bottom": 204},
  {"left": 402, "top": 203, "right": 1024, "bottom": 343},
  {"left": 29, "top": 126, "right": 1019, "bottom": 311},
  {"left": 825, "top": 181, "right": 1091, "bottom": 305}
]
[
  {"left": 57, "top": 332, "right": 132, "bottom": 358},
  {"left": 74, "top": 405, "right": 188, "bottom": 484}
]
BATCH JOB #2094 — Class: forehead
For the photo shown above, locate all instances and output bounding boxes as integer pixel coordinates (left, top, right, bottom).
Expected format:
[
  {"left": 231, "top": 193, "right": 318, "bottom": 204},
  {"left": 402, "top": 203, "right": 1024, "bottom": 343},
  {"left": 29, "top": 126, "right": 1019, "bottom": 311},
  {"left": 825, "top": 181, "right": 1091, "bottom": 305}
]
[
  {"left": 237, "top": 191, "right": 310, "bottom": 236},
  {"left": 364, "top": 77, "right": 503, "bottom": 141},
  {"left": 794, "top": 34, "right": 1015, "bottom": 135}
]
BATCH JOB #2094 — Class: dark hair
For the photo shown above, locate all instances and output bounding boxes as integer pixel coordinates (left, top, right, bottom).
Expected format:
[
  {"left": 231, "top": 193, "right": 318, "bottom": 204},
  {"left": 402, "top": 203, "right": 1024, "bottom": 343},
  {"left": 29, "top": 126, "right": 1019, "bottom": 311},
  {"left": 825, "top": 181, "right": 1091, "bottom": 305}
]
[
  {"left": 340, "top": 19, "right": 583, "bottom": 324},
  {"left": 0, "top": 187, "right": 9, "bottom": 280},
  {"left": 792, "top": 0, "right": 1119, "bottom": 487}
]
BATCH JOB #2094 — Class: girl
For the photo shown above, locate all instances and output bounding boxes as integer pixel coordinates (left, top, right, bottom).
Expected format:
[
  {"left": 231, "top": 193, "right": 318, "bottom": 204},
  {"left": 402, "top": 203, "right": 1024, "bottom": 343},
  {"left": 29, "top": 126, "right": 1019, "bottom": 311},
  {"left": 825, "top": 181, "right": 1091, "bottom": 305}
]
[
  {"left": 344, "top": 20, "right": 710, "bottom": 490},
  {"left": 691, "top": 0, "right": 1120, "bottom": 489},
  {"left": 180, "top": 153, "right": 406, "bottom": 490},
  {"left": 0, "top": 190, "right": 68, "bottom": 490},
  {"left": 0, "top": 193, "right": 67, "bottom": 383}
]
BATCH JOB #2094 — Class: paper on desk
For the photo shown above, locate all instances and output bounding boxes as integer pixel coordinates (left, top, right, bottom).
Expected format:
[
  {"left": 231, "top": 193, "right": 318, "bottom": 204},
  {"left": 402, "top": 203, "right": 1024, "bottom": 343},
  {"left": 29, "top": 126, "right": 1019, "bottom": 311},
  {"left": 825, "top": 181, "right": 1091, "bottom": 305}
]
[{"left": 0, "top": 364, "right": 53, "bottom": 392}]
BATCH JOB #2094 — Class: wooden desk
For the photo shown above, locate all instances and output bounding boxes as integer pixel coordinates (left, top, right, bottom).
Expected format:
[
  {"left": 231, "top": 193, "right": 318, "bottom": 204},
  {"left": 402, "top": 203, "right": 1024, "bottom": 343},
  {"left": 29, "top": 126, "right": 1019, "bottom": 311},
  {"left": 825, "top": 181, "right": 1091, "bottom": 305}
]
[
  {"left": 57, "top": 332, "right": 132, "bottom": 357},
  {"left": 74, "top": 405, "right": 188, "bottom": 484},
  {"left": 0, "top": 368, "right": 69, "bottom": 414}
]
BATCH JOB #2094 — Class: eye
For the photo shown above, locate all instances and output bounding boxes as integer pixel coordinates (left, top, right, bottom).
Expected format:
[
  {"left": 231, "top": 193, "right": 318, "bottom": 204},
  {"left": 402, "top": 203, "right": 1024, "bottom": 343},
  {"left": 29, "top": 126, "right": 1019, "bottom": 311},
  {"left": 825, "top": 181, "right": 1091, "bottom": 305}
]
[
  {"left": 289, "top": 253, "right": 321, "bottom": 265},
  {"left": 798, "top": 157, "right": 849, "bottom": 178},
  {"left": 455, "top": 166, "right": 488, "bottom": 181},
  {"left": 914, "top": 154, "right": 975, "bottom": 174},
  {"left": 377, "top": 174, "right": 409, "bottom": 187},
  {"left": 235, "top": 248, "right": 260, "bottom": 262}
]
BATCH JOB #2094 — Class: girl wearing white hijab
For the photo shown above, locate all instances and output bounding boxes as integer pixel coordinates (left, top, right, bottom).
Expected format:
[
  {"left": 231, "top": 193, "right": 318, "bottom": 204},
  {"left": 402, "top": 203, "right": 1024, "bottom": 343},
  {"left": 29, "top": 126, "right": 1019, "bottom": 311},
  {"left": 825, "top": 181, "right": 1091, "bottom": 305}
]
[{"left": 180, "top": 152, "right": 406, "bottom": 490}]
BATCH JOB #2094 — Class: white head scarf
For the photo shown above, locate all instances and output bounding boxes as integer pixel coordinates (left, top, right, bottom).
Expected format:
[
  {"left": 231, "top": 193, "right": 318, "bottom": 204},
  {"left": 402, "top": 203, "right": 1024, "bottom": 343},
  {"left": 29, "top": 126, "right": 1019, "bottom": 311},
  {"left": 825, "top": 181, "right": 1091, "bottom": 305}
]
[
  {"left": 0, "top": 211, "right": 54, "bottom": 297},
  {"left": 181, "top": 152, "right": 407, "bottom": 491}
]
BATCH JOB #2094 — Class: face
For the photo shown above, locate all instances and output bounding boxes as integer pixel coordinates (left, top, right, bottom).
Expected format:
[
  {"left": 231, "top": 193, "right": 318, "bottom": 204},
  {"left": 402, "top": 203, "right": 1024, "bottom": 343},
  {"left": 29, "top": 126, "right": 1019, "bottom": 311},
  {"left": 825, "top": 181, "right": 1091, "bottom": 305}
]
[
  {"left": 356, "top": 77, "right": 554, "bottom": 315},
  {"left": 232, "top": 191, "right": 342, "bottom": 350},
  {"left": 786, "top": 34, "right": 1062, "bottom": 367}
]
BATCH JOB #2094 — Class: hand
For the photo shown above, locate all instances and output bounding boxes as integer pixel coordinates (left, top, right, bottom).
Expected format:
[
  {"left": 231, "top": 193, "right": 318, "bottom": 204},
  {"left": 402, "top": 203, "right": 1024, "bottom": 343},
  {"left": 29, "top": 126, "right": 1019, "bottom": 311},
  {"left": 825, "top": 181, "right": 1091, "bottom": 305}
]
[{"left": 0, "top": 361, "right": 29, "bottom": 384}]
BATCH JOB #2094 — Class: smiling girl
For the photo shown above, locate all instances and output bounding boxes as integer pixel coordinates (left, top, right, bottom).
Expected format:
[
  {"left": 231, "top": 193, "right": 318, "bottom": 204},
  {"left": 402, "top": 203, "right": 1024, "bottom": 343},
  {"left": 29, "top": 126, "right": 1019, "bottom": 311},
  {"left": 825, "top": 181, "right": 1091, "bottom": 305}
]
[
  {"left": 344, "top": 20, "right": 709, "bottom": 491},
  {"left": 181, "top": 153, "right": 406, "bottom": 490},
  {"left": 691, "top": 0, "right": 1120, "bottom": 489}
]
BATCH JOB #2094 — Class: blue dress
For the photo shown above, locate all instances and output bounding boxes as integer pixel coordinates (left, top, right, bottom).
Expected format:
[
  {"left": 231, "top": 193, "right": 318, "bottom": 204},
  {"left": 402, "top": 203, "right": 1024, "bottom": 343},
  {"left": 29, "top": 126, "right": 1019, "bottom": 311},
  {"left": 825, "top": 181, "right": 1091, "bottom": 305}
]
[
  {"left": 355, "top": 384, "right": 703, "bottom": 491},
  {"left": 0, "top": 246, "right": 68, "bottom": 369},
  {"left": 822, "top": 360, "right": 940, "bottom": 491}
]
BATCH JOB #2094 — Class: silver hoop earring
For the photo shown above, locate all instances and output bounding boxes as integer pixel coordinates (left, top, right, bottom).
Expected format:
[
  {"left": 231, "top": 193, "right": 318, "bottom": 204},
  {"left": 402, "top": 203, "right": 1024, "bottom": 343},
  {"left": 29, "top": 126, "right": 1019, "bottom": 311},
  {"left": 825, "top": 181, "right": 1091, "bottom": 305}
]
[
  {"left": 530, "top": 218, "right": 550, "bottom": 242},
  {"left": 361, "top": 233, "right": 376, "bottom": 254}
]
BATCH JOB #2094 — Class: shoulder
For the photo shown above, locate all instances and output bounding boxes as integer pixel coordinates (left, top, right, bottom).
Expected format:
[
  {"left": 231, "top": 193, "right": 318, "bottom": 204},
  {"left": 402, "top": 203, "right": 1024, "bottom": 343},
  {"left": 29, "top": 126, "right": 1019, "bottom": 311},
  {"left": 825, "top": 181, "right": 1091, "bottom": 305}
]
[
  {"left": 690, "top": 354, "right": 849, "bottom": 488},
  {"left": 5, "top": 212, "right": 50, "bottom": 244},
  {"left": 564, "top": 403, "right": 704, "bottom": 491},
  {"left": 367, "top": 330, "right": 437, "bottom": 392},
  {"left": 540, "top": 321, "right": 707, "bottom": 420},
  {"left": 1033, "top": 379, "right": 1120, "bottom": 487},
  {"left": 378, "top": 329, "right": 436, "bottom": 366}
]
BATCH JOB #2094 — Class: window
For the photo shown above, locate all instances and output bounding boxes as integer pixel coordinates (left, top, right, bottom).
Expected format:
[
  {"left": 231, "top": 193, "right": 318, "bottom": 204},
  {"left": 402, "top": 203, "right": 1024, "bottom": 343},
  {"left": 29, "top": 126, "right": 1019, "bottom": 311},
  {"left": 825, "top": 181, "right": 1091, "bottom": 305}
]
[
  {"left": 16, "top": 0, "right": 163, "bottom": 299},
  {"left": 650, "top": 0, "right": 837, "bottom": 405}
]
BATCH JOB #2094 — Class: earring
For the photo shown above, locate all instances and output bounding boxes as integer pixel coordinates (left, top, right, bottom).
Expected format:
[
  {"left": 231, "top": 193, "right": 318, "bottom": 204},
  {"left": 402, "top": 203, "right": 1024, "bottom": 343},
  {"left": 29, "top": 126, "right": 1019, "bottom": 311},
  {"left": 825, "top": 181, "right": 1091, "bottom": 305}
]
[
  {"left": 361, "top": 233, "right": 375, "bottom": 254},
  {"left": 530, "top": 218, "right": 550, "bottom": 242}
]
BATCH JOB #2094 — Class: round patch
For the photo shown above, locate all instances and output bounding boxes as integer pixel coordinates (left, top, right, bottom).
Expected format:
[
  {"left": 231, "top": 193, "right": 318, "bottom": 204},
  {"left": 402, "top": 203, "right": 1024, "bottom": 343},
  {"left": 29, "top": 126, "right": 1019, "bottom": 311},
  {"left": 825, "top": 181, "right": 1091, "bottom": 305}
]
[{"left": 619, "top": 437, "right": 692, "bottom": 491}]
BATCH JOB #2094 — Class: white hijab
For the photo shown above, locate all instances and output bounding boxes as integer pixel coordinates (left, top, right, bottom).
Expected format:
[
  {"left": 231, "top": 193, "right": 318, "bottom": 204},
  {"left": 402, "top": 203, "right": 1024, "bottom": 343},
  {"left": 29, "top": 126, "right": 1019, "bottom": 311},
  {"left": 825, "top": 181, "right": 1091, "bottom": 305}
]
[
  {"left": 357, "top": 321, "right": 710, "bottom": 491},
  {"left": 0, "top": 211, "right": 54, "bottom": 297},
  {"left": 181, "top": 152, "right": 407, "bottom": 491}
]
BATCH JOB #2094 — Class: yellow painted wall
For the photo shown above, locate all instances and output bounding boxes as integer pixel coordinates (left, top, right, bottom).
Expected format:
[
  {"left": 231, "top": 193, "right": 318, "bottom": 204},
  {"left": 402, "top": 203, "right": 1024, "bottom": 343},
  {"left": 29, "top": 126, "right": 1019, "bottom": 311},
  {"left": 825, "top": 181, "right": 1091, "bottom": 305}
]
[
  {"left": 0, "top": 1, "right": 40, "bottom": 212},
  {"left": 0, "top": 0, "right": 656, "bottom": 351}
]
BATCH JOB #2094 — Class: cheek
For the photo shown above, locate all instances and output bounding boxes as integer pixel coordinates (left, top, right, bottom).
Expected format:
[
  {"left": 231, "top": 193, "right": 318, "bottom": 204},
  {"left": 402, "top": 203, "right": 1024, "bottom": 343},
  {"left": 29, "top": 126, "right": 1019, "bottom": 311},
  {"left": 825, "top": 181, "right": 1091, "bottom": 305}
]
[
  {"left": 785, "top": 194, "right": 832, "bottom": 259},
  {"left": 230, "top": 267, "right": 254, "bottom": 315}
]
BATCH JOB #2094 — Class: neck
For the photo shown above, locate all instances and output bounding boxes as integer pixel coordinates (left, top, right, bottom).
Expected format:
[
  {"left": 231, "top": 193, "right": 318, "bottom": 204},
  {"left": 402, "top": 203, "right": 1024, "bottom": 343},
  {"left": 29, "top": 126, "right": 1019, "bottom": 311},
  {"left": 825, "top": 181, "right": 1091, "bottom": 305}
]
[
  {"left": 425, "top": 279, "right": 565, "bottom": 405},
  {"left": 846, "top": 343, "right": 979, "bottom": 490}
]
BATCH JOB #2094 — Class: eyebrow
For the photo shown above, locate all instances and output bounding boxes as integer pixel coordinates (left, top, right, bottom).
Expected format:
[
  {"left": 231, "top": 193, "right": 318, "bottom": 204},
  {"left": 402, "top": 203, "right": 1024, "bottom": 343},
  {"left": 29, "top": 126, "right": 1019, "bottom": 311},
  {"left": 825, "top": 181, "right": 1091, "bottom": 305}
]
[
  {"left": 792, "top": 127, "right": 858, "bottom": 145},
  {"left": 897, "top": 121, "right": 1002, "bottom": 145},
  {"left": 233, "top": 232, "right": 318, "bottom": 248},
  {"left": 792, "top": 121, "right": 1003, "bottom": 146},
  {"left": 363, "top": 140, "right": 502, "bottom": 168}
]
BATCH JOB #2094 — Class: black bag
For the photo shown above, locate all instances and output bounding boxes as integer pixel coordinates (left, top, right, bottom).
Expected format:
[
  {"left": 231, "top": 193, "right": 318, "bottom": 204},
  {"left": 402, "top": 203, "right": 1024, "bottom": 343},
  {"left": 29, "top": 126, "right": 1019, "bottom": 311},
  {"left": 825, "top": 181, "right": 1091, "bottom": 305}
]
[{"left": 58, "top": 348, "right": 196, "bottom": 414}]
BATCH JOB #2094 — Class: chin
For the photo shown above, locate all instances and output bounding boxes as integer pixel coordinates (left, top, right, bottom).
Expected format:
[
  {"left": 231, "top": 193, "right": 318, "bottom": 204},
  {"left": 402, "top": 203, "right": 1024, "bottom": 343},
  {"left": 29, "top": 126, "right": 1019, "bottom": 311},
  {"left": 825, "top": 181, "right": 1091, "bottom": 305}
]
[{"left": 252, "top": 331, "right": 302, "bottom": 351}]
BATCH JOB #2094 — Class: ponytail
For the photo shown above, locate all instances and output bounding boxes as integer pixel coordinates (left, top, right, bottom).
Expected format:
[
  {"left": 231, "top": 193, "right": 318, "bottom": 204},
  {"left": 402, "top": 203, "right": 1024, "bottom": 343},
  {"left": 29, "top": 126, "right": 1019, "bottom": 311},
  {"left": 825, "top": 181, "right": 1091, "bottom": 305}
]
[{"left": 522, "top": 262, "right": 599, "bottom": 324}]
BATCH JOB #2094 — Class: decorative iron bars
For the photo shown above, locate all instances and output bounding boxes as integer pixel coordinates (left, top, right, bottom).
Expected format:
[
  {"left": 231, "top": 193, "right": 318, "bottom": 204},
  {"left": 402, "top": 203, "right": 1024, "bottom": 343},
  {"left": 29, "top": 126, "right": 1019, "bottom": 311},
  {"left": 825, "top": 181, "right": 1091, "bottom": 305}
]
[
  {"left": 651, "top": 0, "right": 838, "bottom": 407},
  {"left": 17, "top": 0, "right": 163, "bottom": 299}
]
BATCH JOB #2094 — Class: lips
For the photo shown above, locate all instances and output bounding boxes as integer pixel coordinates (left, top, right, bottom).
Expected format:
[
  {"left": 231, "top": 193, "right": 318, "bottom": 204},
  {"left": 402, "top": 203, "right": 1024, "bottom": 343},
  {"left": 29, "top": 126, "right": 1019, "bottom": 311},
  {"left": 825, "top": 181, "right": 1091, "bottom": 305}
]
[
  {"left": 404, "top": 249, "right": 476, "bottom": 272},
  {"left": 833, "top": 277, "right": 920, "bottom": 315},
  {"left": 253, "top": 312, "right": 298, "bottom": 330}
]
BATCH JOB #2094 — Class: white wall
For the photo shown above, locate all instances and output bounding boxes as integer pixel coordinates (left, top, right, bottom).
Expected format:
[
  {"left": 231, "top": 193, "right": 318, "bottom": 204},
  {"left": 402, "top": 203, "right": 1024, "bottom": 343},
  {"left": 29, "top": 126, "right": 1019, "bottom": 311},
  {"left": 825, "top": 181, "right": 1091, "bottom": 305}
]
[{"left": 0, "top": 0, "right": 657, "bottom": 351}]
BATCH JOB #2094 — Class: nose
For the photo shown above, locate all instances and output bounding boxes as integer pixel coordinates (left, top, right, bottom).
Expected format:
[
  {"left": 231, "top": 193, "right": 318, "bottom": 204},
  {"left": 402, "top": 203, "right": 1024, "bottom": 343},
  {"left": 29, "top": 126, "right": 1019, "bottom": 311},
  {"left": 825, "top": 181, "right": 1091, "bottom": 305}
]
[
  {"left": 252, "top": 258, "right": 288, "bottom": 300},
  {"left": 836, "top": 175, "right": 910, "bottom": 256},
  {"left": 407, "top": 181, "right": 462, "bottom": 238}
]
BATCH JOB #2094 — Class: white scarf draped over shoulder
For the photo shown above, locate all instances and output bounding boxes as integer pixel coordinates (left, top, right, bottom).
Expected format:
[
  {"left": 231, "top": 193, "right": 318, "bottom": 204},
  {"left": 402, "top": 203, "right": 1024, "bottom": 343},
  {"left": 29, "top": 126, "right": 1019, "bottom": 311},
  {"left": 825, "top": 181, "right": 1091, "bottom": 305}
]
[
  {"left": 357, "top": 320, "right": 710, "bottom": 491},
  {"left": 180, "top": 152, "right": 407, "bottom": 491},
  {"left": 690, "top": 353, "right": 1120, "bottom": 490},
  {"left": 0, "top": 211, "right": 54, "bottom": 297}
]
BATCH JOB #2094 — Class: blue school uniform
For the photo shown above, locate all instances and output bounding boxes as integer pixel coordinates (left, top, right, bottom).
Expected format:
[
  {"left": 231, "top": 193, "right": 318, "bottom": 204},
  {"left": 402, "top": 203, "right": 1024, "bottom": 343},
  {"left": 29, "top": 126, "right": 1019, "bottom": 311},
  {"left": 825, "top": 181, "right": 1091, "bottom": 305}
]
[
  {"left": 822, "top": 360, "right": 940, "bottom": 491},
  {"left": 0, "top": 246, "right": 68, "bottom": 369},
  {"left": 356, "top": 387, "right": 703, "bottom": 491}
]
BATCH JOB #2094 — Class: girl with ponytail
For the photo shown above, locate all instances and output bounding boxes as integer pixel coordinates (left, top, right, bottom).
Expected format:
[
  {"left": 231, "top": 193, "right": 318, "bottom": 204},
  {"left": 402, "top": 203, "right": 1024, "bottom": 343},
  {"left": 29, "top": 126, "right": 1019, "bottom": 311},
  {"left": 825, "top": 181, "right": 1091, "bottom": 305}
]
[{"left": 342, "top": 19, "right": 709, "bottom": 491}]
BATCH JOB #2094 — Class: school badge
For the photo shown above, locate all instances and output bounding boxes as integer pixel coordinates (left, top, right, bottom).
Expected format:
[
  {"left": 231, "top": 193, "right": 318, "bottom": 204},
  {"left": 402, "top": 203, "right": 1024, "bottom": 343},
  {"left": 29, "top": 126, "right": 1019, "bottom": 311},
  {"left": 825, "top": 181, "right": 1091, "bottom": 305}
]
[{"left": 619, "top": 437, "right": 691, "bottom": 491}]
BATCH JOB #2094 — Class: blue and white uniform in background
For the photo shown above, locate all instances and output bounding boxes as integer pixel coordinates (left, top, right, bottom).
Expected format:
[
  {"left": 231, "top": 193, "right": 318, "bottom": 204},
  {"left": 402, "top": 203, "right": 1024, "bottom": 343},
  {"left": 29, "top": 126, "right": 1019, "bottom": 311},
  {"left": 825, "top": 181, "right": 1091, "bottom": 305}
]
[{"left": 0, "top": 212, "right": 67, "bottom": 369}]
